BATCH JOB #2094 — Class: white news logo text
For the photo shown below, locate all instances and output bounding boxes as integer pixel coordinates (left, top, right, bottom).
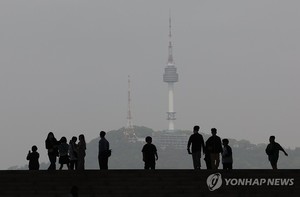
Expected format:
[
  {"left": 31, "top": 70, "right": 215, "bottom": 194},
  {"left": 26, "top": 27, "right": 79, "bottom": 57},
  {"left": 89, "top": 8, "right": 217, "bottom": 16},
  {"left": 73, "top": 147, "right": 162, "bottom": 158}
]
[
  {"left": 206, "top": 173, "right": 294, "bottom": 191},
  {"left": 224, "top": 178, "right": 294, "bottom": 186}
]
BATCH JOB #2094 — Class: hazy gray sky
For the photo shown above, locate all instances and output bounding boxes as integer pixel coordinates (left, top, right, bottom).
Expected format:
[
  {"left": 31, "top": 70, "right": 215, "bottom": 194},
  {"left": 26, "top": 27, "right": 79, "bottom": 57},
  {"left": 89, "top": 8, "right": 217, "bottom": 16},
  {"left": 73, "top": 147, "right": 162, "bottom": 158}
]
[{"left": 0, "top": 0, "right": 299, "bottom": 169}]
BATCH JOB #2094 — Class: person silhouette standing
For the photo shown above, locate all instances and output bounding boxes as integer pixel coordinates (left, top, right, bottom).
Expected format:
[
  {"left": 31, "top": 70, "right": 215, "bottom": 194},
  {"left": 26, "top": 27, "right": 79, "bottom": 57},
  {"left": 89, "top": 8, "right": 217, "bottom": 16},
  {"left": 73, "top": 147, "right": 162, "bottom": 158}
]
[
  {"left": 26, "top": 145, "right": 40, "bottom": 170},
  {"left": 222, "top": 138, "right": 233, "bottom": 170},
  {"left": 77, "top": 134, "right": 86, "bottom": 170},
  {"left": 187, "top": 125, "right": 205, "bottom": 169},
  {"left": 142, "top": 136, "right": 158, "bottom": 170},
  {"left": 69, "top": 136, "right": 78, "bottom": 170},
  {"left": 265, "top": 135, "right": 288, "bottom": 170},
  {"left": 98, "top": 131, "right": 110, "bottom": 170},
  {"left": 205, "top": 128, "right": 223, "bottom": 169},
  {"left": 45, "top": 132, "right": 59, "bottom": 170},
  {"left": 58, "top": 136, "right": 70, "bottom": 170}
]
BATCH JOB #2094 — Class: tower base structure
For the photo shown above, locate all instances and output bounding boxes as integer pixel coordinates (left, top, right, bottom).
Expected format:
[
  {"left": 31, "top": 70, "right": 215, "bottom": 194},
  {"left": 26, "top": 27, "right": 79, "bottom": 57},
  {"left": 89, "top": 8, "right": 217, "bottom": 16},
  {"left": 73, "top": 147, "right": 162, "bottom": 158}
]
[{"left": 152, "top": 130, "right": 188, "bottom": 150}]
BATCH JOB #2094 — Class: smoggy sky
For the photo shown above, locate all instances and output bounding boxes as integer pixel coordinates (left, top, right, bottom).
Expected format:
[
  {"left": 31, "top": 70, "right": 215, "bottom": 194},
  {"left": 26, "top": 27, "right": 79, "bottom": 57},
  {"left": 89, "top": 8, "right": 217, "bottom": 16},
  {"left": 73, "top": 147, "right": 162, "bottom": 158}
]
[{"left": 0, "top": 0, "right": 299, "bottom": 169}]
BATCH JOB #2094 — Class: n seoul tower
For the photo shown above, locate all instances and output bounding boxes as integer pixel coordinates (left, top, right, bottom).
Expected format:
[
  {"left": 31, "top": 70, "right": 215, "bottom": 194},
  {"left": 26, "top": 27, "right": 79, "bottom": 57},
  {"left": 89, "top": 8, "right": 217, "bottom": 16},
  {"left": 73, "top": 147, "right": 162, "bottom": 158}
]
[{"left": 163, "top": 16, "right": 179, "bottom": 131}]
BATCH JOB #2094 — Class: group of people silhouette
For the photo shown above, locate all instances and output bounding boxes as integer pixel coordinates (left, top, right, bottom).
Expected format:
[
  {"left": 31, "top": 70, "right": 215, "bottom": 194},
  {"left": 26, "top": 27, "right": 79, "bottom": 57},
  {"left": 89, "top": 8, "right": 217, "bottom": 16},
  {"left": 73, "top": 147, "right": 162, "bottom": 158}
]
[
  {"left": 27, "top": 131, "right": 112, "bottom": 170},
  {"left": 187, "top": 125, "right": 288, "bottom": 170},
  {"left": 187, "top": 126, "right": 233, "bottom": 170},
  {"left": 26, "top": 126, "right": 288, "bottom": 170},
  {"left": 27, "top": 132, "right": 88, "bottom": 170}
]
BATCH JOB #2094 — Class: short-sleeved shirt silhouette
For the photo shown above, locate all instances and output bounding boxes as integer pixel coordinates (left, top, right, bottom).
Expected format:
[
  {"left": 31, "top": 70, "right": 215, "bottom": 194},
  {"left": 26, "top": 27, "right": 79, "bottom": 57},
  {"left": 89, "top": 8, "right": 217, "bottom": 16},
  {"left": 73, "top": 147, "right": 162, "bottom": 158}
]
[
  {"left": 266, "top": 142, "right": 285, "bottom": 164},
  {"left": 187, "top": 133, "right": 205, "bottom": 153},
  {"left": 142, "top": 144, "right": 157, "bottom": 163},
  {"left": 206, "top": 135, "right": 222, "bottom": 154}
]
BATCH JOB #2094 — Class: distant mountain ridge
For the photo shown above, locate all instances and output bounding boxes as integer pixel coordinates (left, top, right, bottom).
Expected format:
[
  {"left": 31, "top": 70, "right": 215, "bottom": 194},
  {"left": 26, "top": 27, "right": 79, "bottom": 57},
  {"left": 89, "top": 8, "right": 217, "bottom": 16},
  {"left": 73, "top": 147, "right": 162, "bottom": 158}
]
[{"left": 10, "top": 126, "right": 300, "bottom": 170}]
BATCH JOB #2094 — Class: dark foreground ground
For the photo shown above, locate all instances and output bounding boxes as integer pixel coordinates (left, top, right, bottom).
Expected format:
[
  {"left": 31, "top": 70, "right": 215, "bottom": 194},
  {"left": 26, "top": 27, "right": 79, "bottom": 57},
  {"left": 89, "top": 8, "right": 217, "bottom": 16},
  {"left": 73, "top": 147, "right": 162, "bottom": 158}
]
[{"left": 0, "top": 170, "right": 299, "bottom": 197}]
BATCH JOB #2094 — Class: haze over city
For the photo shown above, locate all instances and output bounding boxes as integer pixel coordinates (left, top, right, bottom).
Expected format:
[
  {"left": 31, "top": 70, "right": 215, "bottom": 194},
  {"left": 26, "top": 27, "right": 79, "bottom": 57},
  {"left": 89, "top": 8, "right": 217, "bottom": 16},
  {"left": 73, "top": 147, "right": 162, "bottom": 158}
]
[{"left": 0, "top": 0, "right": 299, "bottom": 169}]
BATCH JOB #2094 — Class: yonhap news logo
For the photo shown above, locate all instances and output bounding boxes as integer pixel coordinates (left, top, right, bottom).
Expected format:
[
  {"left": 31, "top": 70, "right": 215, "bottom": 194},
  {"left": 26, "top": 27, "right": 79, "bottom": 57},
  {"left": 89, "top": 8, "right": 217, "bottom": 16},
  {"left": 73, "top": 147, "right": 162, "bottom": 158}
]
[
  {"left": 206, "top": 173, "right": 294, "bottom": 192},
  {"left": 206, "top": 173, "right": 223, "bottom": 191}
]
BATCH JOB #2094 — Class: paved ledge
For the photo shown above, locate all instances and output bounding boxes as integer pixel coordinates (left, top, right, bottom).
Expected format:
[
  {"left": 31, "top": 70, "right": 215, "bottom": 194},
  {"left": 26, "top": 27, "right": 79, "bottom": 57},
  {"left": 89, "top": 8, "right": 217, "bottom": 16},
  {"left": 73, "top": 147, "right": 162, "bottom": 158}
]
[{"left": 0, "top": 170, "right": 299, "bottom": 197}]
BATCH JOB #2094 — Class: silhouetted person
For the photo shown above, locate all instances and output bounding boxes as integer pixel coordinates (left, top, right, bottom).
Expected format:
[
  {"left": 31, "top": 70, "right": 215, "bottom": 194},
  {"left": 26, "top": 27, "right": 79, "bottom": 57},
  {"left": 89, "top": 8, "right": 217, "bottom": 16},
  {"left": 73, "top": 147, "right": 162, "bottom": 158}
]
[
  {"left": 26, "top": 145, "right": 39, "bottom": 170},
  {"left": 205, "top": 128, "right": 223, "bottom": 169},
  {"left": 69, "top": 185, "right": 79, "bottom": 197},
  {"left": 77, "top": 134, "right": 86, "bottom": 170},
  {"left": 222, "top": 138, "right": 233, "bottom": 170},
  {"left": 98, "top": 131, "right": 110, "bottom": 170},
  {"left": 187, "top": 125, "right": 205, "bottom": 169},
  {"left": 142, "top": 136, "right": 158, "bottom": 170},
  {"left": 45, "top": 132, "right": 59, "bottom": 170},
  {"left": 58, "top": 136, "right": 70, "bottom": 170},
  {"left": 69, "top": 136, "right": 78, "bottom": 170},
  {"left": 265, "top": 135, "right": 288, "bottom": 170}
]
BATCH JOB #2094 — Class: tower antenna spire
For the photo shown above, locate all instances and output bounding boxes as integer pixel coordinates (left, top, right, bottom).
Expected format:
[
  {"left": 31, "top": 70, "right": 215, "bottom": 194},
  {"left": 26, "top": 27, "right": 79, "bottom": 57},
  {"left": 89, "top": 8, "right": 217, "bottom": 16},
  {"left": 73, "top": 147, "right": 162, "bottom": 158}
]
[
  {"left": 124, "top": 75, "right": 136, "bottom": 141},
  {"left": 168, "top": 13, "right": 174, "bottom": 64},
  {"left": 127, "top": 75, "right": 132, "bottom": 128}
]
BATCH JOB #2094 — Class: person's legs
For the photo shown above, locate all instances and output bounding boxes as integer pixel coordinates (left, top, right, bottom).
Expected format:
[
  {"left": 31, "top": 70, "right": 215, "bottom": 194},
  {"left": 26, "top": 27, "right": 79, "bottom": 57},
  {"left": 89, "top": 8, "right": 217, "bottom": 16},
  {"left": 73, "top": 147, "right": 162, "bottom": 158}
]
[
  {"left": 204, "top": 154, "right": 211, "bottom": 169},
  {"left": 98, "top": 157, "right": 101, "bottom": 169},
  {"left": 192, "top": 153, "right": 197, "bottom": 169},
  {"left": 215, "top": 154, "right": 220, "bottom": 169},
  {"left": 270, "top": 156, "right": 278, "bottom": 170},
  {"left": 70, "top": 160, "right": 75, "bottom": 170},
  {"left": 271, "top": 161, "right": 278, "bottom": 170},
  {"left": 81, "top": 158, "right": 85, "bottom": 170},
  {"left": 210, "top": 153, "right": 220, "bottom": 169},
  {"left": 210, "top": 154, "right": 216, "bottom": 169},
  {"left": 99, "top": 156, "right": 108, "bottom": 170},
  {"left": 150, "top": 162, "right": 156, "bottom": 170},
  {"left": 223, "top": 163, "right": 232, "bottom": 170},
  {"left": 77, "top": 157, "right": 84, "bottom": 170},
  {"left": 192, "top": 151, "right": 201, "bottom": 169},
  {"left": 48, "top": 154, "right": 56, "bottom": 170},
  {"left": 103, "top": 157, "right": 108, "bottom": 169},
  {"left": 144, "top": 162, "right": 150, "bottom": 170},
  {"left": 74, "top": 160, "right": 78, "bottom": 170}
]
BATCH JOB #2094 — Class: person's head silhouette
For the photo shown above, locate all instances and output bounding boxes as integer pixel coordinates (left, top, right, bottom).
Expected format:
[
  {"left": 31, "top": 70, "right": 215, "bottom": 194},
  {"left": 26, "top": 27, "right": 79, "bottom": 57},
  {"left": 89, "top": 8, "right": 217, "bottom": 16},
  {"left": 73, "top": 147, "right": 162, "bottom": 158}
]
[
  {"left": 222, "top": 139, "right": 229, "bottom": 146},
  {"left": 31, "top": 145, "right": 38, "bottom": 152},
  {"left": 71, "top": 136, "right": 77, "bottom": 143},
  {"left": 211, "top": 128, "right": 217, "bottom": 136},
  {"left": 269, "top": 136, "right": 275, "bottom": 143},
  {"left": 145, "top": 136, "right": 152, "bottom": 144},
  {"left": 100, "top": 131, "right": 106, "bottom": 138},
  {"left": 79, "top": 134, "right": 85, "bottom": 142},
  {"left": 60, "top": 136, "right": 67, "bottom": 143},
  {"left": 193, "top": 125, "right": 200, "bottom": 133},
  {"left": 47, "top": 132, "right": 54, "bottom": 140}
]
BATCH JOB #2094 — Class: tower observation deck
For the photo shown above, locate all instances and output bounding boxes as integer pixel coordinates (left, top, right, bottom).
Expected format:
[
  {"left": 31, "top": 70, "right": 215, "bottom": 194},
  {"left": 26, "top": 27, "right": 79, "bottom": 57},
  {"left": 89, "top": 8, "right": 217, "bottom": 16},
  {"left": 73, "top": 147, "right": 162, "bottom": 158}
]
[{"left": 163, "top": 16, "right": 178, "bottom": 131}]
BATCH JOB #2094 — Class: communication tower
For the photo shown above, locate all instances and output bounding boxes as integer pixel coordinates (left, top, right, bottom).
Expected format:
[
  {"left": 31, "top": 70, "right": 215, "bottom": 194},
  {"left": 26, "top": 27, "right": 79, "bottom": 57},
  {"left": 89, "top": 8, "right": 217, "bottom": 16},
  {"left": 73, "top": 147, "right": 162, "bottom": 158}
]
[
  {"left": 163, "top": 16, "right": 179, "bottom": 131},
  {"left": 124, "top": 75, "right": 136, "bottom": 141}
]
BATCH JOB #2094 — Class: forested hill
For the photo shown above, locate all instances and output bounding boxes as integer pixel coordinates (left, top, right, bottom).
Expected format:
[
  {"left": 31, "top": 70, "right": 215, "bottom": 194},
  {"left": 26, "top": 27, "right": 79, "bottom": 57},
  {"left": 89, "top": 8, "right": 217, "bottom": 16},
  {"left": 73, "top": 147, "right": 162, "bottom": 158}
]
[{"left": 11, "top": 126, "right": 300, "bottom": 170}]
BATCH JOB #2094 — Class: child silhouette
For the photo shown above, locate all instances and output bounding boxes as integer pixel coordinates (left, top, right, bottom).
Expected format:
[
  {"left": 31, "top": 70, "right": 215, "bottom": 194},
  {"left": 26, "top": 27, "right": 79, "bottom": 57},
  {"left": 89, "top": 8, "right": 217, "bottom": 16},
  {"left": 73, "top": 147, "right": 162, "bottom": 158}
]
[{"left": 26, "top": 145, "right": 39, "bottom": 170}]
